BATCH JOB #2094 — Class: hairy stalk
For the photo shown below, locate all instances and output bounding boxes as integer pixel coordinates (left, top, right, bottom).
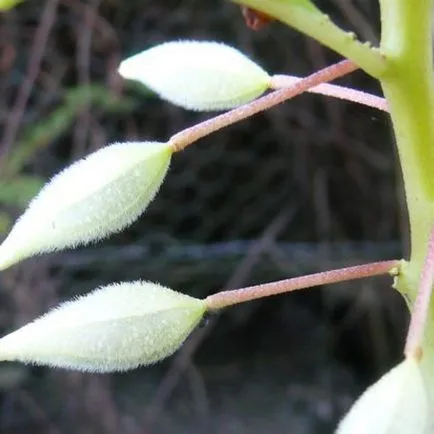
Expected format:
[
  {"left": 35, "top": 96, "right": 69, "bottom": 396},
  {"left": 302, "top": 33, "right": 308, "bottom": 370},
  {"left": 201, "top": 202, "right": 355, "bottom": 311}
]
[
  {"left": 270, "top": 75, "right": 388, "bottom": 112},
  {"left": 169, "top": 60, "right": 357, "bottom": 152},
  {"left": 232, "top": 0, "right": 386, "bottom": 78},
  {"left": 205, "top": 260, "right": 400, "bottom": 311}
]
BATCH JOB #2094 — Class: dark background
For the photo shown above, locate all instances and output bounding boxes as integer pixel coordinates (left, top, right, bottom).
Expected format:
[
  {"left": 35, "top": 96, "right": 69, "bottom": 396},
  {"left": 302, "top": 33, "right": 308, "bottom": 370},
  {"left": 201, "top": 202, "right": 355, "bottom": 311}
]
[{"left": 0, "top": 1, "right": 408, "bottom": 433}]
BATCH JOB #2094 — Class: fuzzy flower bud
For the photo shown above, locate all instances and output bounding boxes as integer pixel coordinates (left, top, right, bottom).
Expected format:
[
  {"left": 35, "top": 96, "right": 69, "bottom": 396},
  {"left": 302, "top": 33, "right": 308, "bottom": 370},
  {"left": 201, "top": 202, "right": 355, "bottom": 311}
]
[
  {"left": 0, "top": 141, "right": 172, "bottom": 270},
  {"left": 118, "top": 40, "right": 270, "bottom": 111},
  {"left": 0, "top": 281, "right": 206, "bottom": 372},
  {"left": 337, "top": 357, "right": 429, "bottom": 434}
]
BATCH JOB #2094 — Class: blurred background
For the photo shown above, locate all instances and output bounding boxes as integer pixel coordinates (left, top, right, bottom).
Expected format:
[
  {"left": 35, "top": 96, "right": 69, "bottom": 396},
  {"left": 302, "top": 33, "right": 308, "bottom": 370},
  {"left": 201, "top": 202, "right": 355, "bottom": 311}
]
[{"left": 0, "top": 1, "right": 409, "bottom": 433}]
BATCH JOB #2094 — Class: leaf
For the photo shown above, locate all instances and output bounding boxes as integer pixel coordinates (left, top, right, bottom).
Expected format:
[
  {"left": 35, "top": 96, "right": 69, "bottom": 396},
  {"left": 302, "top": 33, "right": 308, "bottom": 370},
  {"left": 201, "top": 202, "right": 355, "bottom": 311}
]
[
  {"left": 336, "top": 357, "right": 429, "bottom": 434},
  {"left": 119, "top": 40, "right": 271, "bottom": 111},
  {"left": 0, "top": 281, "right": 206, "bottom": 372},
  {"left": 0, "top": 141, "right": 172, "bottom": 270}
]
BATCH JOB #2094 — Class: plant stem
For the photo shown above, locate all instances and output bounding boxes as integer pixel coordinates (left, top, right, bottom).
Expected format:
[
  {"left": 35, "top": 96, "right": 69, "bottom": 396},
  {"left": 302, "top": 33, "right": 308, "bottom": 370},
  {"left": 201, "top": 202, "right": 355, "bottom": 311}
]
[
  {"left": 378, "top": 0, "right": 434, "bottom": 399},
  {"left": 169, "top": 60, "right": 357, "bottom": 152},
  {"left": 405, "top": 224, "right": 434, "bottom": 359},
  {"left": 379, "top": 0, "right": 434, "bottom": 271},
  {"left": 205, "top": 260, "right": 400, "bottom": 311},
  {"left": 270, "top": 75, "right": 388, "bottom": 112},
  {"left": 233, "top": 0, "right": 387, "bottom": 78}
]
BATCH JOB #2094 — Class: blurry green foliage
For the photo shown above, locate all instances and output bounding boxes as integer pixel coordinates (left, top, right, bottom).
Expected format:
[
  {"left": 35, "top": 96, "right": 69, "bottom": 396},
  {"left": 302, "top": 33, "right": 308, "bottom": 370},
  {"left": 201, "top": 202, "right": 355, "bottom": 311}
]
[
  {"left": 0, "top": 84, "right": 135, "bottom": 235},
  {"left": 6, "top": 84, "right": 135, "bottom": 176},
  {"left": 0, "top": 175, "right": 44, "bottom": 208},
  {"left": 0, "top": 0, "right": 23, "bottom": 11},
  {"left": 0, "top": 212, "right": 11, "bottom": 234}
]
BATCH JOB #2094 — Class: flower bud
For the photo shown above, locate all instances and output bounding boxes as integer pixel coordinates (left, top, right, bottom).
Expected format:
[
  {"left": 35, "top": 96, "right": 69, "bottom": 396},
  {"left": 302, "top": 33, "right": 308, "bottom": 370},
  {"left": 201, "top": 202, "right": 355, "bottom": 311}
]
[
  {"left": 0, "top": 281, "right": 206, "bottom": 372},
  {"left": 118, "top": 40, "right": 270, "bottom": 111},
  {"left": 337, "top": 357, "right": 429, "bottom": 434},
  {"left": 0, "top": 141, "right": 172, "bottom": 270}
]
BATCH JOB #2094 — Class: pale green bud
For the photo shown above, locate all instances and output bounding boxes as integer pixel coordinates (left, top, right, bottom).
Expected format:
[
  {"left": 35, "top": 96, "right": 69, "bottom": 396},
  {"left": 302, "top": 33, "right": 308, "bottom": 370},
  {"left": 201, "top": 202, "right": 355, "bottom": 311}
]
[
  {"left": 337, "top": 357, "right": 429, "bottom": 434},
  {"left": 0, "top": 141, "right": 172, "bottom": 270},
  {"left": 118, "top": 40, "right": 271, "bottom": 111},
  {"left": 0, "top": 281, "right": 206, "bottom": 372}
]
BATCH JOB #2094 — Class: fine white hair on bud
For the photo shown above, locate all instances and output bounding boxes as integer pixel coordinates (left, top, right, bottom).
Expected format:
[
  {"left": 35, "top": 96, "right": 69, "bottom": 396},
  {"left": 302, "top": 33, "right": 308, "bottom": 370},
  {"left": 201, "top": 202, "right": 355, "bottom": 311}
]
[
  {"left": 0, "top": 141, "right": 172, "bottom": 270},
  {"left": 118, "top": 40, "right": 271, "bottom": 111},
  {"left": 336, "top": 357, "right": 429, "bottom": 434},
  {"left": 0, "top": 281, "right": 206, "bottom": 372}
]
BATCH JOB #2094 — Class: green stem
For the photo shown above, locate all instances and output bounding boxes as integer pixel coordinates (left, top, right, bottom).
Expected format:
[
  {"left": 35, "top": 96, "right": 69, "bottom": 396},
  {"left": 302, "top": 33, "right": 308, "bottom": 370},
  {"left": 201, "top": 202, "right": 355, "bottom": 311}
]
[
  {"left": 232, "top": 0, "right": 387, "bottom": 77},
  {"left": 379, "top": 0, "right": 434, "bottom": 294},
  {"left": 405, "top": 224, "right": 434, "bottom": 359},
  {"left": 379, "top": 0, "right": 434, "bottom": 409}
]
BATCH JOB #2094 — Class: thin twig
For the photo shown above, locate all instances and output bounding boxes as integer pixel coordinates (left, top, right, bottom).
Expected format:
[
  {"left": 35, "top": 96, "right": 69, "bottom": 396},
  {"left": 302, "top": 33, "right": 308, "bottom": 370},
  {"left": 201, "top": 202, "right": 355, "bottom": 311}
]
[
  {"left": 205, "top": 260, "right": 400, "bottom": 311},
  {"left": 73, "top": 0, "right": 101, "bottom": 159},
  {"left": 0, "top": 0, "right": 59, "bottom": 163},
  {"left": 169, "top": 59, "right": 358, "bottom": 152},
  {"left": 269, "top": 75, "right": 388, "bottom": 112}
]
